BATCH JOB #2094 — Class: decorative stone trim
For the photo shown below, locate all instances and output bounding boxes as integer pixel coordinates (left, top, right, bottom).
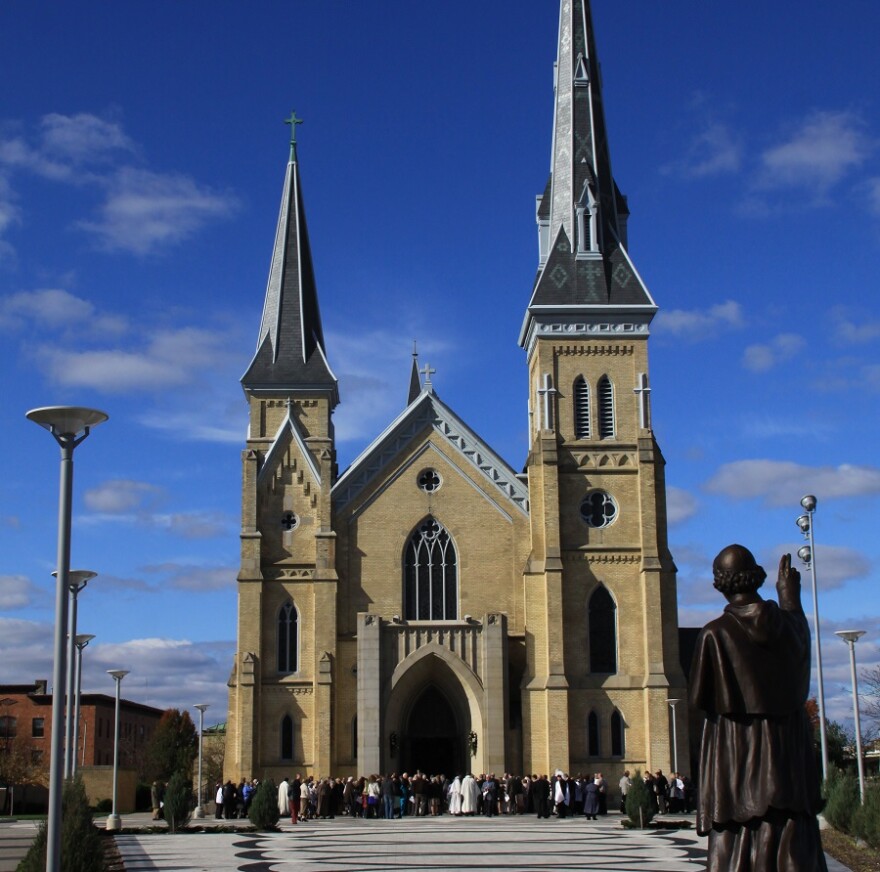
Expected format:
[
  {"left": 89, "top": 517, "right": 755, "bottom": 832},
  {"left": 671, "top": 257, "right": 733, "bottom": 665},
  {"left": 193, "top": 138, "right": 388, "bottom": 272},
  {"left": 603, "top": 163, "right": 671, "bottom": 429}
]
[
  {"left": 574, "top": 452, "right": 635, "bottom": 468},
  {"left": 272, "top": 568, "right": 315, "bottom": 580}
]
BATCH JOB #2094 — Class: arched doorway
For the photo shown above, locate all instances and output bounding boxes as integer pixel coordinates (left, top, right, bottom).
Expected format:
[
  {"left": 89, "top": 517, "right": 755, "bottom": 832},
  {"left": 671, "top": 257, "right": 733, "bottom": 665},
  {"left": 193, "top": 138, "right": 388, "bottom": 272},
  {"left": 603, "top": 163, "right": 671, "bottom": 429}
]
[{"left": 403, "top": 684, "right": 464, "bottom": 777}]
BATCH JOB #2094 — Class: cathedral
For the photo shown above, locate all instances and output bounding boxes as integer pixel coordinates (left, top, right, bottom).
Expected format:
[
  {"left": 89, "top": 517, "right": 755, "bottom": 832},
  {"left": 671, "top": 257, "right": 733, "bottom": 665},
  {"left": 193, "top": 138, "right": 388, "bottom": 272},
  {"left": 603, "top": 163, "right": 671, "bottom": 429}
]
[{"left": 225, "top": 0, "right": 687, "bottom": 782}]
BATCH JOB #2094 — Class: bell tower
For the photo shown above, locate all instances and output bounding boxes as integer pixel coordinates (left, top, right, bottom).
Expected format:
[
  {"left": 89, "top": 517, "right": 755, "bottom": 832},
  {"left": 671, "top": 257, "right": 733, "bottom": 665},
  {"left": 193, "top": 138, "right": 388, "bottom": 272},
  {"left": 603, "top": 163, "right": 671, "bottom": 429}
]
[
  {"left": 519, "top": 0, "right": 687, "bottom": 776},
  {"left": 226, "top": 119, "right": 340, "bottom": 782}
]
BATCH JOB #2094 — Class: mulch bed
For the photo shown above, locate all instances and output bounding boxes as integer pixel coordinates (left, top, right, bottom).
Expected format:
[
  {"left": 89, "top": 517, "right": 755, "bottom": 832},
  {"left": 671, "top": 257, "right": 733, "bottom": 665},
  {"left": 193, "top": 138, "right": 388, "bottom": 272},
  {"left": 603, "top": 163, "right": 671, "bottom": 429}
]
[{"left": 822, "top": 828, "right": 880, "bottom": 872}]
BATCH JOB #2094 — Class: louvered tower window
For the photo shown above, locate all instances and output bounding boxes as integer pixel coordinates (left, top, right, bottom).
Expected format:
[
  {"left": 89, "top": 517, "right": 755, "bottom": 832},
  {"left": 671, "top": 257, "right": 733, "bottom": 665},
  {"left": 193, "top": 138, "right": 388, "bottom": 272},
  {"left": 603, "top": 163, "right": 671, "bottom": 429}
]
[
  {"left": 574, "top": 376, "right": 591, "bottom": 439},
  {"left": 587, "top": 711, "right": 600, "bottom": 757},
  {"left": 598, "top": 375, "right": 615, "bottom": 439},
  {"left": 611, "top": 709, "right": 625, "bottom": 757},
  {"left": 589, "top": 585, "right": 617, "bottom": 674},
  {"left": 281, "top": 714, "right": 294, "bottom": 760},
  {"left": 277, "top": 600, "right": 298, "bottom": 673},
  {"left": 404, "top": 517, "right": 458, "bottom": 620}
]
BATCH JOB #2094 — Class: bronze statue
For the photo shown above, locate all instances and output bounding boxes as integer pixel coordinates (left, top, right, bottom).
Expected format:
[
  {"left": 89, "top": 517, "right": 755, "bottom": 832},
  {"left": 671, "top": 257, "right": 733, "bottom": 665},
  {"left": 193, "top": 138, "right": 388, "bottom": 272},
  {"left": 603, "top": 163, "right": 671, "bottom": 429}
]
[{"left": 690, "top": 545, "right": 827, "bottom": 871}]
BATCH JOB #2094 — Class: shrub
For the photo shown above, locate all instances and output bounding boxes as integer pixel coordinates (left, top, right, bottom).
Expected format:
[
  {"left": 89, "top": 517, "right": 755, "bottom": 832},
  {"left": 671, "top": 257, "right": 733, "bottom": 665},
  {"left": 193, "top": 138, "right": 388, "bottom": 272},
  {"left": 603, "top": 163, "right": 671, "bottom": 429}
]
[
  {"left": 93, "top": 798, "right": 112, "bottom": 813},
  {"left": 852, "top": 782, "right": 880, "bottom": 849},
  {"left": 17, "top": 777, "right": 104, "bottom": 872},
  {"left": 624, "top": 771, "right": 655, "bottom": 828},
  {"left": 249, "top": 780, "right": 280, "bottom": 831},
  {"left": 823, "top": 770, "right": 859, "bottom": 834},
  {"left": 163, "top": 771, "right": 193, "bottom": 833}
]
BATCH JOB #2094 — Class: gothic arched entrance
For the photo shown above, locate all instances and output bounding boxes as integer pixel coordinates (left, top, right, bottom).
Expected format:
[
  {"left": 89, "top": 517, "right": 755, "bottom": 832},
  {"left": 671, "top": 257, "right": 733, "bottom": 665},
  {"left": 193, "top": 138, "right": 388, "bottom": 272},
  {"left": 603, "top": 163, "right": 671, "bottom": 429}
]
[{"left": 403, "top": 684, "right": 463, "bottom": 777}]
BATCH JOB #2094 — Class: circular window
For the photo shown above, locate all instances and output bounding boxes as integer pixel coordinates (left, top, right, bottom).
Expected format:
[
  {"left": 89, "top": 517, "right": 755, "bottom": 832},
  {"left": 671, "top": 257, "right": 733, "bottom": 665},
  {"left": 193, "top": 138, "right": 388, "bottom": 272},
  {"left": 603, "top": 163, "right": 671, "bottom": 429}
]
[
  {"left": 281, "top": 511, "right": 299, "bottom": 532},
  {"left": 417, "top": 468, "right": 442, "bottom": 492},
  {"left": 580, "top": 491, "right": 617, "bottom": 528}
]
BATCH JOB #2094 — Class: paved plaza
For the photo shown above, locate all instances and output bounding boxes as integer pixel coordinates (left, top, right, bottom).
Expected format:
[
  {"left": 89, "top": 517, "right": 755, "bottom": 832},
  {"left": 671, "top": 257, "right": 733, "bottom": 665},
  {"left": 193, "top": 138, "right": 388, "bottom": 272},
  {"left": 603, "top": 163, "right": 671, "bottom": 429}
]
[{"left": 0, "top": 813, "right": 853, "bottom": 871}]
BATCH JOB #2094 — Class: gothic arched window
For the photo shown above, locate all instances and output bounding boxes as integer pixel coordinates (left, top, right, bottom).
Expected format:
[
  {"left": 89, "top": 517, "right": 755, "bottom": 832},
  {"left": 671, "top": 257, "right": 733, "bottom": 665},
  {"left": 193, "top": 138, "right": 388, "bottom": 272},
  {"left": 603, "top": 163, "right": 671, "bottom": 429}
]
[
  {"left": 277, "top": 600, "right": 298, "bottom": 673},
  {"left": 404, "top": 517, "right": 458, "bottom": 620},
  {"left": 589, "top": 585, "right": 617, "bottom": 674},
  {"left": 281, "top": 714, "right": 294, "bottom": 760},
  {"left": 587, "top": 711, "right": 600, "bottom": 757},
  {"left": 611, "top": 709, "right": 625, "bottom": 757},
  {"left": 598, "top": 375, "right": 615, "bottom": 439},
  {"left": 574, "top": 376, "right": 591, "bottom": 439}
]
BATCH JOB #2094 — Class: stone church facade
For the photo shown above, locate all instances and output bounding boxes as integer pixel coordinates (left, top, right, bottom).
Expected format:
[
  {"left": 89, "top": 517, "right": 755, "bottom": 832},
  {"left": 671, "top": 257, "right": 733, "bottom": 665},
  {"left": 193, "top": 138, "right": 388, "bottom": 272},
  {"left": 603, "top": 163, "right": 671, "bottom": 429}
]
[{"left": 225, "top": 0, "right": 687, "bottom": 782}]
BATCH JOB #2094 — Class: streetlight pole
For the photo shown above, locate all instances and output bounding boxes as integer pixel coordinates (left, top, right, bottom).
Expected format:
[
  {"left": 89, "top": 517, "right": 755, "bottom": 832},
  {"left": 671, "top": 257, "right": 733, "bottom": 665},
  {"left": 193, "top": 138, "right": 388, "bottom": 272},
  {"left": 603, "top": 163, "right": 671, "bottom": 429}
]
[
  {"left": 835, "top": 630, "right": 866, "bottom": 803},
  {"left": 26, "top": 405, "right": 107, "bottom": 872},
  {"left": 796, "top": 494, "right": 828, "bottom": 782},
  {"left": 72, "top": 634, "right": 95, "bottom": 778},
  {"left": 193, "top": 704, "right": 210, "bottom": 818},
  {"left": 106, "top": 670, "right": 129, "bottom": 831},
  {"left": 56, "top": 570, "right": 96, "bottom": 779},
  {"left": 667, "top": 699, "right": 681, "bottom": 773}
]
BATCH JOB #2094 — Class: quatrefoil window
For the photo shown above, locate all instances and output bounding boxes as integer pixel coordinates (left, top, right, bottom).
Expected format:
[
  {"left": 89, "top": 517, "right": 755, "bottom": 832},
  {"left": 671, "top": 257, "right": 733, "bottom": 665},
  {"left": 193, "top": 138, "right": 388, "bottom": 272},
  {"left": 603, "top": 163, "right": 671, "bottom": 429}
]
[
  {"left": 281, "top": 511, "right": 299, "bottom": 532},
  {"left": 417, "top": 469, "right": 442, "bottom": 493},
  {"left": 580, "top": 491, "right": 617, "bottom": 528},
  {"left": 419, "top": 518, "right": 441, "bottom": 540}
]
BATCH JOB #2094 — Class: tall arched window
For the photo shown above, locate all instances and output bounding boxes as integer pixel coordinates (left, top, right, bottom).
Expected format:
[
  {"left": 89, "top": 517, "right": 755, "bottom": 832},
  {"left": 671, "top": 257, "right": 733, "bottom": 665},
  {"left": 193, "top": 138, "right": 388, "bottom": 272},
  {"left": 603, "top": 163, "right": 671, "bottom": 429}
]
[
  {"left": 589, "top": 585, "right": 617, "bottom": 673},
  {"left": 404, "top": 517, "right": 458, "bottom": 620},
  {"left": 574, "top": 376, "right": 591, "bottom": 439},
  {"left": 598, "top": 375, "right": 615, "bottom": 439},
  {"left": 611, "top": 709, "right": 625, "bottom": 757},
  {"left": 277, "top": 600, "right": 298, "bottom": 673},
  {"left": 281, "top": 714, "right": 294, "bottom": 760},
  {"left": 587, "top": 711, "right": 600, "bottom": 757}
]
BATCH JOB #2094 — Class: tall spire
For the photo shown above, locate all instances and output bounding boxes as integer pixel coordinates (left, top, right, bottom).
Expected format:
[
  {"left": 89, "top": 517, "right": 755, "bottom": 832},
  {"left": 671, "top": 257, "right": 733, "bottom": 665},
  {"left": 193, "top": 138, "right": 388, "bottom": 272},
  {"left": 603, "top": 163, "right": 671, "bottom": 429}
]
[
  {"left": 242, "top": 116, "right": 338, "bottom": 402},
  {"left": 520, "top": 0, "right": 655, "bottom": 350},
  {"left": 407, "top": 341, "right": 421, "bottom": 405}
]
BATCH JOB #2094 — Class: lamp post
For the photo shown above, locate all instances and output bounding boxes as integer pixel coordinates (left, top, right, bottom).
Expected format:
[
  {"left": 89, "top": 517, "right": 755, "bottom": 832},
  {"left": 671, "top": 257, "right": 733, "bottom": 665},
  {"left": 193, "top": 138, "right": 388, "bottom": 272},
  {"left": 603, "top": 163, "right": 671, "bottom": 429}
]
[
  {"left": 106, "top": 670, "right": 129, "bottom": 831},
  {"left": 193, "top": 704, "right": 210, "bottom": 818},
  {"left": 54, "top": 569, "right": 96, "bottom": 779},
  {"left": 835, "top": 630, "right": 866, "bottom": 804},
  {"left": 26, "top": 405, "right": 107, "bottom": 871},
  {"left": 667, "top": 699, "right": 681, "bottom": 772},
  {"left": 796, "top": 494, "right": 828, "bottom": 783},
  {"left": 72, "top": 634, "right": 95, "bottom": 777}
]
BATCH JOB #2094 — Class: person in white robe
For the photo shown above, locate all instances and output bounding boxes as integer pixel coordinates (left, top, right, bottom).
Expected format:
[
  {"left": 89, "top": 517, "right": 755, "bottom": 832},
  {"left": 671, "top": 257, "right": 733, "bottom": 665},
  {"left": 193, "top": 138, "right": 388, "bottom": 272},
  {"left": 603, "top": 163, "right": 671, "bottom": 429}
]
[
  {"left": 448, "top": 776, "right": 463, "bottom": 815},
  {"left": 277, "top": 777, "right": 290, "bottom": 816},
  {"left": 461, "top": 774, "right": 479, "bottom": 815}
]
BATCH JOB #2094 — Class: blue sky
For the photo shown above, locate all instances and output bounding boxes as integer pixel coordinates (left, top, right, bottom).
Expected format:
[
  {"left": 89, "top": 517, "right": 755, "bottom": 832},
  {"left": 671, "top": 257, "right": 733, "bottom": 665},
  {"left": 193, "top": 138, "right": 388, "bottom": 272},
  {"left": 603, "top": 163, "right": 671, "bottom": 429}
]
[{"left": 1, "top": 1, "right": 879, "bottom": 736}]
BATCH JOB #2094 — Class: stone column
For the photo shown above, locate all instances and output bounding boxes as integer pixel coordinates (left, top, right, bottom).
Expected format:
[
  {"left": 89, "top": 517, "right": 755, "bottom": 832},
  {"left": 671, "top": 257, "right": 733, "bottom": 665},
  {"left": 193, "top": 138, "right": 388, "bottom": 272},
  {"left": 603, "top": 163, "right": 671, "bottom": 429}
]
[
  {"left": 481, "top": 613, "right": 508, "bottom": 774},
  {"left": 357, "top": 614, "right": 381, "bottom": 775}
]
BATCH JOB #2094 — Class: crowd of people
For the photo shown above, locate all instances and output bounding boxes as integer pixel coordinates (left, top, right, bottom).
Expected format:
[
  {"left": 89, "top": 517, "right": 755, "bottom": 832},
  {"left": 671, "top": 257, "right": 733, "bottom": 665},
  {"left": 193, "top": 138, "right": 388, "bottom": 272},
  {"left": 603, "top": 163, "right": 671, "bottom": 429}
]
[{"left": 212, "top": 768, "right": 694, "bottom": 823}]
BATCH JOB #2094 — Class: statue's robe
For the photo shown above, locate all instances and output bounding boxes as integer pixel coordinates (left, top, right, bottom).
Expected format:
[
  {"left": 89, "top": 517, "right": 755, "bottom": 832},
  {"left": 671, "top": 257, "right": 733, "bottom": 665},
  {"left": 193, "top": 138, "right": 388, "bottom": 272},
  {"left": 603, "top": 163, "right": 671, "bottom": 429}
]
[{"left": 690, "top": 598, "right": 827, "bottom": 871}]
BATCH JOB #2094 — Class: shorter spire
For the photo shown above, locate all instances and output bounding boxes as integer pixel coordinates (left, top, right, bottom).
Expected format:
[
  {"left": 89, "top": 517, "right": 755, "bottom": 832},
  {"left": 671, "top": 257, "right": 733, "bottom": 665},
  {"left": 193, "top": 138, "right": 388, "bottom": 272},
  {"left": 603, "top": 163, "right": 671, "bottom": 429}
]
[{"left": 408, "top": 341, "right": 421, "bottom": 405}]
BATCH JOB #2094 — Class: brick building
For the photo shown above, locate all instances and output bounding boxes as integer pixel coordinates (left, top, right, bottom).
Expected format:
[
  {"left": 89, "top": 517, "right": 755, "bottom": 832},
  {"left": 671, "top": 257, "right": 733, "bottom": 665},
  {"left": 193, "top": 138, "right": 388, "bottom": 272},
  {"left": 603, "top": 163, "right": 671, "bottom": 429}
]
[
  {"left": 0, "top": 680, "right": 163, "bottom": 772},
  {"left": 225, "top": 0, "right": 687, "bottom": 784}
]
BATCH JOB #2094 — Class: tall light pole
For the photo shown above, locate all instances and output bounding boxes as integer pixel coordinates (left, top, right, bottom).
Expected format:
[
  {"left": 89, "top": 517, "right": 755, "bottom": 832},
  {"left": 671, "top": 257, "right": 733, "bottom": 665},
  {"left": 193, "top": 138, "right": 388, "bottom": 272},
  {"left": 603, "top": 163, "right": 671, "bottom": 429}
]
[
  {"left": 193, "top": 704, "right": 210, "bottom": 818},
  {"left": 667, "top": 698, "right": 681, "bottom": 772},
  {"left": 26, "top": 405, "right": 107, "bottom": 872},
  {"left": 72, "top": 634, "right": 95, "bottom": 778},
  {"left": 835, "top": 630, "right": 866, "bottom": 803},
  {"left": 106, "top": 670, "right": 129, "bottom": 831},
  {"left": 796, "top": 494, "right": 828, "bottom": 782},
  {"left": 55, "top": 569, "right": 96, "bottom": 779}
]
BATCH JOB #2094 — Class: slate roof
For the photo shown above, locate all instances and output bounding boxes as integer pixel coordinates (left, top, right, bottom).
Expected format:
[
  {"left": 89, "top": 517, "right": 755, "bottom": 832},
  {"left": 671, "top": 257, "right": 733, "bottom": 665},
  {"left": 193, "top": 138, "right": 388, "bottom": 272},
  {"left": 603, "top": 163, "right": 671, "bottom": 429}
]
[
  {"left": 242, "top": 154, "right": 338, "bottom": 400},
  {"left": 522, "top": 0, "right": 655, "bottom": 342}
]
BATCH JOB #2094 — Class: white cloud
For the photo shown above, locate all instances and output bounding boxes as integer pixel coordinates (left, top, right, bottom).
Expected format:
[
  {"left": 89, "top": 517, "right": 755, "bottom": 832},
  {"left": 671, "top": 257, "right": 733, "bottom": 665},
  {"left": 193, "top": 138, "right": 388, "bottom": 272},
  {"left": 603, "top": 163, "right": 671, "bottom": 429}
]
[
  {"left": 868, "top": 178, "right": 880, "bottom": 215},
  {"left": 653, "top": 300, "right": 744, "bottom": 340},
  {"left": 0, "top": 575, "right": 45, "bottom": 610},
  {"left": 757, "top": 110, "right": 871, "bottom": 195},
  {"left": 0, "top": 287, "right": 128, "bottom": 335},
  {"left": 84, "top": 479, "right": 164, "bottom": 513},
  {"left": 742, "top": 333, "right": 806, "bottom": 372},
  {"left": 666, "top": 487, "right": 698, "bottom": 526},
  {"left": 834, "top": 314, "right": 880, "bottom": 344},
  {"left": 705, "top": 459, "right": 880, "bottom": 507},
  {"left": 762, "top": 543, "right": 869, "bottom": 592},
  {"left": 144, "top": 562, "right": 236, "bottom": 592},
  {"left": 39, "top": 113, "right": 133, "bottom": 164},
  {"left": 78, "top": 167, "right": 236, "bottom": 255},
  {"left": 675, "top": 122, "right": 742, "bottom": 178}
]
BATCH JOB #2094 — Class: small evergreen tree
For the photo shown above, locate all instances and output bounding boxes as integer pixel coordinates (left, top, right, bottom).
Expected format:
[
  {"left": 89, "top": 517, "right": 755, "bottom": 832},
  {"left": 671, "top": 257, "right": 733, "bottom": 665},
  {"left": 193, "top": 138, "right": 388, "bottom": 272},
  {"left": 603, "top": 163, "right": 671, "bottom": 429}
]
[
  {"left": 163, "top": 771, "right": 193, "bottom": 833},
  {"left": 823, "top": 770, "right": 859, "bottom": 834},
  {"left": 852, "top": 782, "right": 880, "bottom": 848},
  {"left": 143, "top": 709, "right": 198, "bottom": 783},
  {"left": 248, "top": 779, "right": 280, "bottom": 831},
  {"left": 624, "top": 771, "right": 656, "bottom": 828},
  {"left": 17, "top": 777, "right": 104, "bottom": 872}
]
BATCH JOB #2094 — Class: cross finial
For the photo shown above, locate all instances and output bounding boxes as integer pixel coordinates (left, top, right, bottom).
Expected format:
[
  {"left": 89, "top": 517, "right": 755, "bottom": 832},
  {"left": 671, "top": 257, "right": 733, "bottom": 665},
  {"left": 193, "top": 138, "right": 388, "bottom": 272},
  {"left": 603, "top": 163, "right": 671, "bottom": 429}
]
[
  {"left": 420, "top": 362, "right": 436, "bottom": 390},
  {"left": 284, "top": 110, "right": 304, "bottom": 160}
]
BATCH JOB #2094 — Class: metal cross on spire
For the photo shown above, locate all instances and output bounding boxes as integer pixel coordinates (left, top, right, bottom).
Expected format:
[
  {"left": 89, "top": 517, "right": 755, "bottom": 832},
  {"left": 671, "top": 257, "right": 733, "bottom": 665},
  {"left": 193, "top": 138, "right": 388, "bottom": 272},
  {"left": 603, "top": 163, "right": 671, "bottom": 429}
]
[{"left": 284, "top": 110, "right": 304, "bottom": 160}]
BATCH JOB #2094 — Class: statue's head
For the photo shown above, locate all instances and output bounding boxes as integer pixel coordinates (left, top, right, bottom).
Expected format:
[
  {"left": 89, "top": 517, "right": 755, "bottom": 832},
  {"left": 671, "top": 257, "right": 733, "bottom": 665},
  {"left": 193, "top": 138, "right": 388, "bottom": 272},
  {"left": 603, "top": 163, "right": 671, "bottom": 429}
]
[{"left": 712, "top": 544, "right": 766, "bottom": 595}]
